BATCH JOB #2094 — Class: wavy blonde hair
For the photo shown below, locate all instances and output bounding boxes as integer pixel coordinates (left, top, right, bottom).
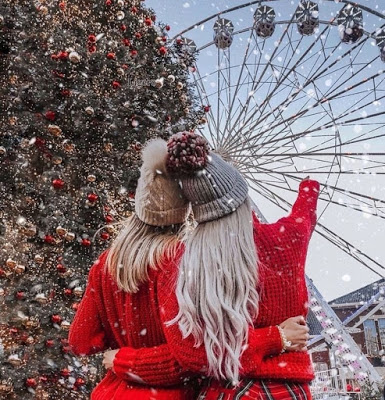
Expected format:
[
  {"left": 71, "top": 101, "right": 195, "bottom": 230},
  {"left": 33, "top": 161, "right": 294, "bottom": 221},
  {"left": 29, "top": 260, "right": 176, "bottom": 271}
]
[
  {"left": 168, "top": 197, "right": 259, "bottom": 383},
  {"left": 106, "top": 214, "right": 180, "bottom": 293}
]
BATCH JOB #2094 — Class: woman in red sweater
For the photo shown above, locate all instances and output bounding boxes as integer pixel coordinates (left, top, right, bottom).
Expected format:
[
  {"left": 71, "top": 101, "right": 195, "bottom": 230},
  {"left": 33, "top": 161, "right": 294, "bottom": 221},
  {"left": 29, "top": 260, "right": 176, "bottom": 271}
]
[
  {"left": 69, "top": 137, "right": 310, "bottom": 399},
  {"left": 102, "top": 132, "right": 320, "bottom": 399}
]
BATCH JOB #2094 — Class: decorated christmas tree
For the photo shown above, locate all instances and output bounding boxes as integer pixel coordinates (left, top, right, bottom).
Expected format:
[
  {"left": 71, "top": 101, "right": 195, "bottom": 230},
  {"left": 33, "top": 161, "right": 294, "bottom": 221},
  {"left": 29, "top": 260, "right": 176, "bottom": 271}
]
[{"left": 0, "top": 0, "right": 203, "bottom": 398}]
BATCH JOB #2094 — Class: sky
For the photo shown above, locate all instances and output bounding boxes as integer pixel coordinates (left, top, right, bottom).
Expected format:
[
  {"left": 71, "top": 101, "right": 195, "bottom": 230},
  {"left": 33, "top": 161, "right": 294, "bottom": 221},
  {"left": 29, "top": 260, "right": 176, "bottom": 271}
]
[{"left": 146, "top": 0, "right": 385, "bottom": 301}]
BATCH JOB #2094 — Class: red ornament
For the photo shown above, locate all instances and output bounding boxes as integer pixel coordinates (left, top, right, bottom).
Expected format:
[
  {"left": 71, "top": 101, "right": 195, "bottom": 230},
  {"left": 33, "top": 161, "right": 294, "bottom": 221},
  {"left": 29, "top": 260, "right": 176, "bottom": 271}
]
[
  {"left": 130, "top": 49, "right": 138, "bottom": 57},
  {"left": 106, "top": 52, "right": 115, "bottom": 60},
  {"left": 44, "top": 235, "right": 55, "bottom": 244},
  {"left": 45, "top": 110, "right": 56, "bottom": 121},
  {"left": 75, "top": 377, "right": 85, "bottom": 387},
  {"left": 56, "top": 264, "right": 66, "bottom": 273},
  {"left": 16, "top": 291, "right": 25, "bottom": 300},
  {"left": 10, "top": 327, "right": 18, "bottom": 335},
  {"left": 122, "top": 39, "right": 131, "bottom": 47},
  {"left": 61, "top": 338, "right": 69, "bottom": 346},
  {"left": 61, "top": 89, "right": 71, "bottom": 97},
  {"left": 72, "top": 302, "right": 79, "bottom": 311},
  {"left": 61, "top": 368, "right": 70, "bottom": 377},
  {"left": 128, "top": 192, "right": 135, "bottom": 199},
  {"left": 100, "top": 232, "right": 110, "bottom": 240},
  {"left": 58, "top": 51, "right": 68, "bottom": 60},
  {"left": 59, "top": 2, "right": 66, "bottom": 10},
  {"left": 105, "top": 214, "right": 114, "bottom": 223},
  {"left": 87, "top": 193, "right": 98, "bottom": 203},
  {"left": 40, "top": 376, "right": 48, "bottom": 383},
  {"left": 51, "top": 314, "right": 62, "bottom": 324},
  {"left": 88, "top": 34, "right": 96, "bottom": 43},
  {"left": 62, "top": 345, "right": 71, "bottom": 354},
  {"left": 51, "top": 54, "right": 59, "bottom": 60},
  {"left": 165, "top": 115, "right": 171, "bottom": 122},
  {"left": 112, "top": 81, "right": 121, "bottom": 89},
  {"left": 145, "top": 17, "right": 152, "bottom": 26},
  {"left": 176, "top": 38, "right": 183, "bottom": 45},
  {"left": 26, "top": 378, "right": 37, "bottom": 388},
  {"left": 165, "top": 25, "right": 171, "bottom": 31},
  {"left": 131, "top": 6, "right": 138, "bottom": 13},
  {"left": 45, "top": 339, "right": 55, "bottom": 347},
  {"left": 204, "top": 105, "right": 211, "bottom": 113},
  {"left": 52, "top": 178, "right": 65, "bottom": 189},
  {"left": 81, "top": 238, "right": 91, "bottom": 247},
  {"left": 64, "top": 288, "right": 72, "bottom": 296},
  {"left": 159, "top": 46, "right": 167, "bottom": 55},
  {"left": 120, "top": 25, "right": 127, "bottom": 32},
  {"left": 135, "top": 32, "right": 142, "bottom": 39},
  {"left": 105, "top": 0, "right": 112, "bottom": 5},
  {"left": 0, "top": 268, "right": 6, "bottom": 278},
  {"left": 88, "top": 45, "right": 97, "bottom": 53}
]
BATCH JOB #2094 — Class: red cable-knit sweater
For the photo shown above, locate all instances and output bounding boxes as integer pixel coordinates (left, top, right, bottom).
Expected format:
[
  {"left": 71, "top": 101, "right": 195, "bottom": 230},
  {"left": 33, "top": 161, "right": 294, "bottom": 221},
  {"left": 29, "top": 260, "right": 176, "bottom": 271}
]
[{"left": 69, "top": 179, "right": 319, "bottom": 399}]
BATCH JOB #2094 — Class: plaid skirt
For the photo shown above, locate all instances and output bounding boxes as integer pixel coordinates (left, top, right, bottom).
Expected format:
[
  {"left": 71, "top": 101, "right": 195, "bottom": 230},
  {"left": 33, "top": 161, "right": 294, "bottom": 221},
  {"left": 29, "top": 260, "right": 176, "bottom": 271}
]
[{"left": 197, "top": 379, "right": 311, "bottom": 400}]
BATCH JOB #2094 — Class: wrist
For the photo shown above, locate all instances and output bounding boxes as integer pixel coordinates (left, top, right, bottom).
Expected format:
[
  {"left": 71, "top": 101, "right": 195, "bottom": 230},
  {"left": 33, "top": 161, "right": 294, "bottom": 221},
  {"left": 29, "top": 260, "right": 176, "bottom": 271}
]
[{"left": 276, "top": 325, "right": 292, "bottom": 353}]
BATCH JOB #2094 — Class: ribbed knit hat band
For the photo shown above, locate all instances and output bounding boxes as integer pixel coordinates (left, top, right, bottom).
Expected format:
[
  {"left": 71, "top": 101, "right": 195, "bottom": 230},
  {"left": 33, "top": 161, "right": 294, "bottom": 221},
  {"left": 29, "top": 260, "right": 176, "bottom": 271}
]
[{"left": 167, "top": 132, "right": 249, "bottom": 223}]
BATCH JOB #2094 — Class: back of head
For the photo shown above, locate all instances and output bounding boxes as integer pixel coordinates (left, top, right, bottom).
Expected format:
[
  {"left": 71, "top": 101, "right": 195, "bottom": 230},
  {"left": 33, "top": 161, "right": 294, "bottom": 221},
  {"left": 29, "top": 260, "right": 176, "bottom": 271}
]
[
  {"left": 166, "top": 132, "right": 259, "bottom": 383},
  {"left": 107, "top": 139, "right": 189, "bottom": 293}
]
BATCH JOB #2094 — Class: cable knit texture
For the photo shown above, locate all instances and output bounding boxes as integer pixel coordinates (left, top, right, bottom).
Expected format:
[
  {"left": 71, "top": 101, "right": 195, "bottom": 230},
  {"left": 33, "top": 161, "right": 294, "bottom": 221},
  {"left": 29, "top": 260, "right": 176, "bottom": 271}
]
[{"left": 69, "top": 179, "right": 320, "bottom": 399}]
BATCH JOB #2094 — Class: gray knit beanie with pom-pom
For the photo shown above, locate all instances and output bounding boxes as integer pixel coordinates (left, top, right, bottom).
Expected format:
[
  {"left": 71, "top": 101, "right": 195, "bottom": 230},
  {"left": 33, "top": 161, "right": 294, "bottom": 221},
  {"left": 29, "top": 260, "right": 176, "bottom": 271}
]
[{"left": 167, "top": 131, "right": 248, "bottom": 223}]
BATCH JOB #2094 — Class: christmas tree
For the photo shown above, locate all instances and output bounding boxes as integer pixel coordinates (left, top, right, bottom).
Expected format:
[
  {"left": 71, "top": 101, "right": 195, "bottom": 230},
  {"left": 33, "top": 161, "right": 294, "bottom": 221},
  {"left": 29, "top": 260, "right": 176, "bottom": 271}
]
[{"left": 0, "top": 0, "right": 203, "bottom": 398}]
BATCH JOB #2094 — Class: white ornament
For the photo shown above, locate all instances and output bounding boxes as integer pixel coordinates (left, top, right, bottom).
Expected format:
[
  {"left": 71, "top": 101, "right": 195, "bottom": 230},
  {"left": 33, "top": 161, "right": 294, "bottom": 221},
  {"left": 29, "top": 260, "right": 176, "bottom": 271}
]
[
  {"left": 85, "top": 106, "right": 94, "bottom": 115},
  {"left": 68, "top": 51, "right": 81, "bottom": 63},
  {"left": 155, "top": 77, "right": 164, "bottom": 88},
  {"left": 167, "top": 74, "right": 175, "bottom": 82}
]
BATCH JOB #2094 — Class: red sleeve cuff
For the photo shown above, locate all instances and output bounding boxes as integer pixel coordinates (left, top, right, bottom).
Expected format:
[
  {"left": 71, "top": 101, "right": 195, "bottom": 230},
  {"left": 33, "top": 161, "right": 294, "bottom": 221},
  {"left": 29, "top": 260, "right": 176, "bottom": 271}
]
[{"left": 113, "top": 347, "right": 137, "bottom": 379}]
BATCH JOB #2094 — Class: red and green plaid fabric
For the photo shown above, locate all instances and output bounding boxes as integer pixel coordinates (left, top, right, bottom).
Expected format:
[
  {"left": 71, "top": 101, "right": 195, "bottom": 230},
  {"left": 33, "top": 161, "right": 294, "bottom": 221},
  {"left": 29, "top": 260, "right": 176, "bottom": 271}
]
[{"left": 198, "top": 379, "right": 311, "bottom": 400}]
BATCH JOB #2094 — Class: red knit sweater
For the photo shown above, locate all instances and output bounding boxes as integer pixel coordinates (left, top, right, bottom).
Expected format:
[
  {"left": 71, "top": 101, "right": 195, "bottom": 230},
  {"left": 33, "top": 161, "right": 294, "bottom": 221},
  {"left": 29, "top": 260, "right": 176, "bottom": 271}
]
[{"left": 69, "top": 179, "right": 319, "bottom": 398}]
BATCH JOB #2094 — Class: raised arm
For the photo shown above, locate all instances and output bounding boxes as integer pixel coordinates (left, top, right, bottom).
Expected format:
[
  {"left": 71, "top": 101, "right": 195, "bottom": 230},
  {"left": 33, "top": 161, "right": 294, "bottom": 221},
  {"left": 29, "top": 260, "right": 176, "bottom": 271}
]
[{"left": 289, "top": 178, "right": 320, "bottom": 235}]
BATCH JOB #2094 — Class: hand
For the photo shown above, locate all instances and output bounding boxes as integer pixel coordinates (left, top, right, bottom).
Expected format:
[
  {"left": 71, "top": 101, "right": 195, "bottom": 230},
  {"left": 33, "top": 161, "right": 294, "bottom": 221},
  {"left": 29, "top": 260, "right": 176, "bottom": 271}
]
[
  {"left": 102, "top": 349, "right": 119, "bottom": 369},
  {"left": 279, "top": 316, "right": 309, "bottom": 352}
]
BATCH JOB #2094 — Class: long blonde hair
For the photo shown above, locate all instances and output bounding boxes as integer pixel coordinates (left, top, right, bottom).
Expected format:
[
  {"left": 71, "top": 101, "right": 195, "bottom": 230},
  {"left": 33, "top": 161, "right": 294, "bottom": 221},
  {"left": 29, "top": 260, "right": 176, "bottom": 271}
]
[
  {"left": 168, "top": 198, "right": 259, "bottom": 383},
  {"left": 106, "top": 214, "right": 180, "bottom": 293}
]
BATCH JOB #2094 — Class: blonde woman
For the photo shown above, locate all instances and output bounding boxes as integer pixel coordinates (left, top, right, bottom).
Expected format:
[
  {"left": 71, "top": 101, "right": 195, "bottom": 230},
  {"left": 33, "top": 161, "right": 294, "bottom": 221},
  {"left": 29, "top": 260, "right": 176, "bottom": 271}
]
[{"left": 101, "top": 132, "right": 319, "bottom": 399}]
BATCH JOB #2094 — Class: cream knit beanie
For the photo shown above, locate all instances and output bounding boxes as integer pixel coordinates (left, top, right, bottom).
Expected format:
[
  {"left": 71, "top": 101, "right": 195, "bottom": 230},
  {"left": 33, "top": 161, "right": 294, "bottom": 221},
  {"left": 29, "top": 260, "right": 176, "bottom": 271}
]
[{"left": 135, "top": 139, "right": 189, "bottom": 226}]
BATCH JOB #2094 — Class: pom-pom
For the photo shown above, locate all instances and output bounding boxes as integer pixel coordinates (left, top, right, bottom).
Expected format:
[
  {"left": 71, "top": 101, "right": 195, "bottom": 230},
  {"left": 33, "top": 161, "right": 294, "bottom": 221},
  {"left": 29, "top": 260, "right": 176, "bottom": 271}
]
[
  {"left": 142, "top": 138, "right": 168, "bottom": 176},
  {"left": 167, "top": 131, "right": 209, "bottom": 174}
]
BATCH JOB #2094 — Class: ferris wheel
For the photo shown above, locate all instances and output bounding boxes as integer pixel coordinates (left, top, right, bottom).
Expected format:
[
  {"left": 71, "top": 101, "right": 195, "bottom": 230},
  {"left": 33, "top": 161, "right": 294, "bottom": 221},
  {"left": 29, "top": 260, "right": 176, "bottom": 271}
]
[{"left": 173, "top": 0, "right": 385, "bottom": 389}]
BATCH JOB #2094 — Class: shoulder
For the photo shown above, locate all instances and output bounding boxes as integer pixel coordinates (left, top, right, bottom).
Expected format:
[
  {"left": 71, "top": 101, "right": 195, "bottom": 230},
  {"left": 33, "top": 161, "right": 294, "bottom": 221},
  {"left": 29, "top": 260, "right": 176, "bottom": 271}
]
[{"left": 88, "top": 249, "right": 110, "bottom": 281}]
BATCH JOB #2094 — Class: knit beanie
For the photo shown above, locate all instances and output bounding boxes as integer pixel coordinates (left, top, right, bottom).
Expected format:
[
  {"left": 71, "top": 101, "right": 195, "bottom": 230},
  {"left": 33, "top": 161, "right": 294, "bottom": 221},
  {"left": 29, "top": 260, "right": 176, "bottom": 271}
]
[
  {"left": 135, "top": 138, "right": 189, "bottom": 227},
  {"left": 167, "top": 132, "right": 248, "bottom": 223}
]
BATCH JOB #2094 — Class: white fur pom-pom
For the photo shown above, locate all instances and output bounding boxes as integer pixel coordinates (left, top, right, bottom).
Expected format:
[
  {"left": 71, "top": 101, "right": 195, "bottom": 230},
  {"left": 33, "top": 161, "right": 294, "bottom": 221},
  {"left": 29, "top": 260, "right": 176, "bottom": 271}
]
[{"left": 141, "top": 138, "right": 168, "bottom": 176}]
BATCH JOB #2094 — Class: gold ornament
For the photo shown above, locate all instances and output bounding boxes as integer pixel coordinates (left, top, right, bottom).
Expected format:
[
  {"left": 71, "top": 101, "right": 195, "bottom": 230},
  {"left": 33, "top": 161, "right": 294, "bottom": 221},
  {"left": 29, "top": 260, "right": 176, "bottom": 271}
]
[
  {"left": 61, "top": 320, "right": 71, "bottom": 331},
  {"left": 56, "top": 226, "right": 67, "bottom": 236},
  {"left": 14, "top": 265, "right": 26, "bottom": 274},
  {"left": 73, "top": 287, "right": 84, "bottom": 297},
  {"left": 85, "top": 106, "right": 94, "bottom": 115},
  {"left": 22, "top": 223, "right": 37, "bottom": 237},
  {"left": 69, "top": 51, "right": 81, "bottom": 63},
  {"left": 6, "top": 259, "right": 17, "bottom": 269},
  {"left": 47, "top": 124, "right": 62, "bottom": 136},
  {"left": 0, "top": 146, "right": 6, "bottom": 155},
  {"left": 35, "top": 293, "right": 48, "bottom": 305},
  {"left": 65, "top": 232, "right": 76, "bottom": 241},
  {"left": 176, "top": 82, "right": 184, "bottom": 90},
  {"left": 87, "top": 174, "right": 96, "bottom": 183},
  {"left": 34, "top": 254, "right": 44, "bottom": 264},
  {"left": 8, "top": 354, "right": 22, "bottom": 367}
]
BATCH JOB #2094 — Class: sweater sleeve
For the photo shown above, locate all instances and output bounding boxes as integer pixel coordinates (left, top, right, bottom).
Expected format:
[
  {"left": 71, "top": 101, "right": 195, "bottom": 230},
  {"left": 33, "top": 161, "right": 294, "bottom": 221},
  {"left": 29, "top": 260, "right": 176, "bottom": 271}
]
[
  {"left": 69, "top": 254, "right": 107, "bottom": 356},
  {"left": 112, "top": 264, "right": 283, "bottom": 382},
  {"left": 282, "top": 179, "right": 320, "bottom": 237}
]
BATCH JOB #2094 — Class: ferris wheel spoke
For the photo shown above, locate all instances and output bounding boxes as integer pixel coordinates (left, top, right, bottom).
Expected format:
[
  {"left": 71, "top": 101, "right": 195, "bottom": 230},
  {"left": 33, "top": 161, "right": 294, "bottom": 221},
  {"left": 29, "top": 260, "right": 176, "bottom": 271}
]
[
  {"left": 226, "top": 68, "right": 385, "bottom": 156},
  {"left": 244, "top": 174, "right": 385, "bottom": 277},
  {"left": 226, "top": 22, "right": 339, "bottom": 151},
  {"left": 224, "top": 10, "right": 300, "bottom": 147},
  {"left": 193, "top": 67, "right": 219, "bottom": 145}
]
